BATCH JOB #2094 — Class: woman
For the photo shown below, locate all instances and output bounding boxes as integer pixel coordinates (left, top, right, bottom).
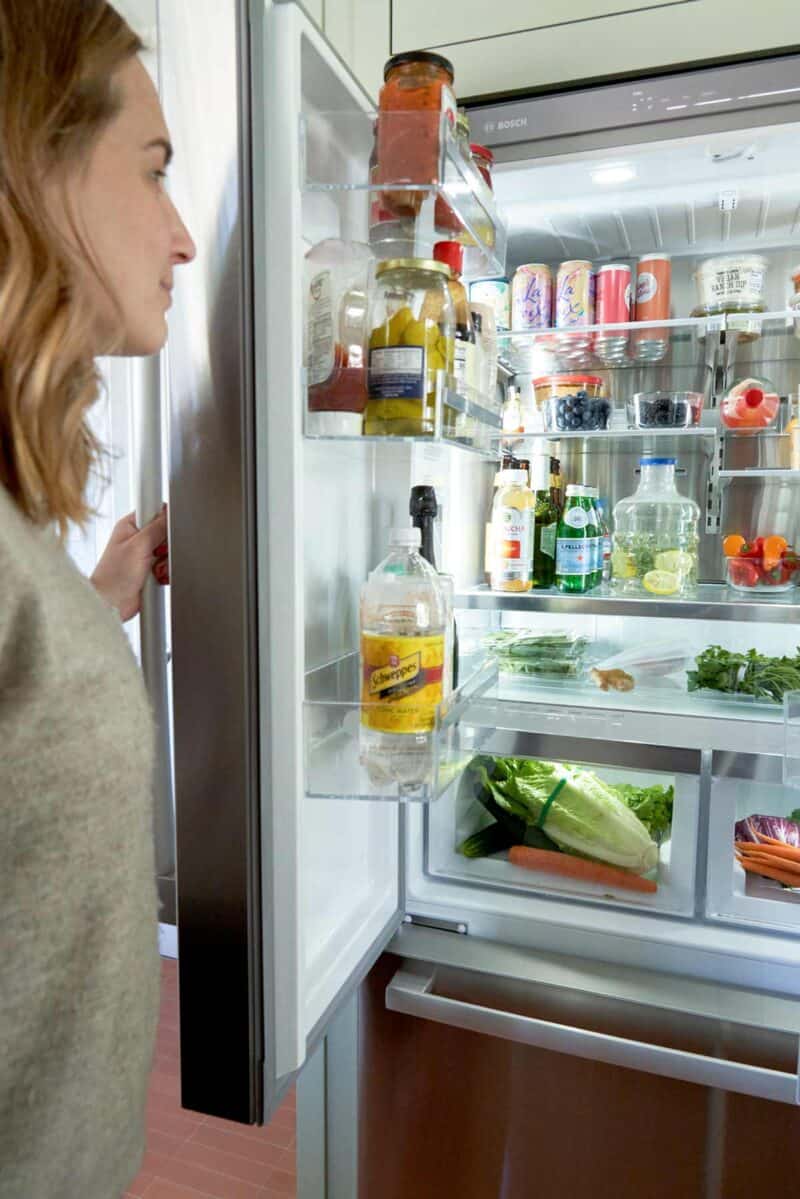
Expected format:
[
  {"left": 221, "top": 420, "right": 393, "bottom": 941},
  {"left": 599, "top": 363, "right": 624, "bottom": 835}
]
[{"left": 0, "top": 2, "right": 195, "bottom": 1195}]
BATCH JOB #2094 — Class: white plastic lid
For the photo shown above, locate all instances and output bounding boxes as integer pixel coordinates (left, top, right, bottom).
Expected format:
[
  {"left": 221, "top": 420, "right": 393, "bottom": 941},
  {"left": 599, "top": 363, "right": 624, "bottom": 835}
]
[
  {"left": 498, "top": 469, "right": 528, "bottom": 485},
  {"left": 390, "top": 527, "right": 422, "bottom": 547},
  {"left": 306, "top": 410, "right": 364, "bottom": 437},
  {"left": 565, "top": 483, "right": 585, "bottom": 496}
]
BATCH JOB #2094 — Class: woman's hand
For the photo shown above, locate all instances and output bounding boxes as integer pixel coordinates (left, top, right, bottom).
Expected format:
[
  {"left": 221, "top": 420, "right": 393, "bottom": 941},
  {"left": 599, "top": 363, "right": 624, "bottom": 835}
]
[{"left": 91, "top": 507, "right": 169, "bottom": 622}]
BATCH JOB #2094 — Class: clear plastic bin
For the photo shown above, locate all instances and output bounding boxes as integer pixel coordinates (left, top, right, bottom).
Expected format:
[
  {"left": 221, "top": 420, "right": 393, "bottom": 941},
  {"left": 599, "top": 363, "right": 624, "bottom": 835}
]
[{"left": 627, "top": 391, "right": 703, "bottom": 429}]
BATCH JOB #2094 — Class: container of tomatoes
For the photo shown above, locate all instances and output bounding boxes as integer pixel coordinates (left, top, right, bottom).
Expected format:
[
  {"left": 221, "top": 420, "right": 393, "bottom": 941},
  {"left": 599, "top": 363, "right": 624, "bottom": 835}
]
[{"left": 723, "top": 534, "right": 800, "bottom": 593}]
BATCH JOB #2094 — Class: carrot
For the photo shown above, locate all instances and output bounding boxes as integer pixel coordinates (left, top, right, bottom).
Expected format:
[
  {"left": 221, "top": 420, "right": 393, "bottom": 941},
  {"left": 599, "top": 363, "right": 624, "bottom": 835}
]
[
  {"left": 747, "top": 832, "right": 800, "bottom": 858},
  {"left": 736, "top": 841, "right": 800, "bottom": 866},
  {"left": 736, "top": 850, "right": 800, "bottom": 876},
  {"left": 508, "top": 845, "right": 658, "bottom": 893},
  {"left": 737, "top": 857, "right": 800, "bottom": 889}
]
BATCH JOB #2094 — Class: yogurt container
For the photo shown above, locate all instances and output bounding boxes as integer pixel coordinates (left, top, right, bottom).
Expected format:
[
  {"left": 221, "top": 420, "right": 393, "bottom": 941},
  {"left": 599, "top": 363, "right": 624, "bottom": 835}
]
[
  {"left": 469, "top": 277, "right": 511, "bottom": 333},
  {"left": 694, "top": 254, "right": 768, "bottom": 315}
]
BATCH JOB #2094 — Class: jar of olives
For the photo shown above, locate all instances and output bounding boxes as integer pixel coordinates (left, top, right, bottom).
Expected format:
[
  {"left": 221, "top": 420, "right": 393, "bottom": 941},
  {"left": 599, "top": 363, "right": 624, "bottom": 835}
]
[{"left": 366, "top": 259, "right": 456, "bottom": 437}]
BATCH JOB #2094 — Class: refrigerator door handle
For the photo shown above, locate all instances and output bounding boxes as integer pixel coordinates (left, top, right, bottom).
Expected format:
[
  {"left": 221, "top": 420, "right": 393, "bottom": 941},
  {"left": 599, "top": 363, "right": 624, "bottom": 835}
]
[{"left": 386, "top": 967, "right": 800, "bottom": 1106}]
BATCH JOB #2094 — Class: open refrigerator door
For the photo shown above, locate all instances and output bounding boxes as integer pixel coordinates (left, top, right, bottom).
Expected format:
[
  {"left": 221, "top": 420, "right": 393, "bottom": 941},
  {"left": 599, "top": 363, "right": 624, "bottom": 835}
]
[{"left": 268, "top": 31, "right": 800, "bottom": 1122}]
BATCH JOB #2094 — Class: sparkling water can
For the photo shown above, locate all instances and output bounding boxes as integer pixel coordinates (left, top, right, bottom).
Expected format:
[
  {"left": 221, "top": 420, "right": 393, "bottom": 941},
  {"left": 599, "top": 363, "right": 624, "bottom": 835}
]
[{"left": 512, "top": 264, "right": 553, "bottom": 331}]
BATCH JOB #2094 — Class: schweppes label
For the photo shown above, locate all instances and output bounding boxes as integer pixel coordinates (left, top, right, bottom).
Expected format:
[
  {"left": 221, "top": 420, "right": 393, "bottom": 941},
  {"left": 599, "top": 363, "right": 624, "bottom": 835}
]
[{"left": 361, "top": 632, "right": 445, "bottom": 733}]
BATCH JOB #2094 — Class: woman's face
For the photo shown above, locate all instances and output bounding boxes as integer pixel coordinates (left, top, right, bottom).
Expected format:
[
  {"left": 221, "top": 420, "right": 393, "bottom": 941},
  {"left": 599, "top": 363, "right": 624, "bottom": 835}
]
[{"left": 61, "top": 56, "right": 196, "bottom": 356}]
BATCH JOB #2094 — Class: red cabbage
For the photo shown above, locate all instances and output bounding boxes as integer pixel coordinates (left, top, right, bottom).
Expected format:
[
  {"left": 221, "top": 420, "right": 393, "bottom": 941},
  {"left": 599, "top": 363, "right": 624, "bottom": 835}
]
[{"left": 735, "top": 814, "right": 800, "bottom": 847}]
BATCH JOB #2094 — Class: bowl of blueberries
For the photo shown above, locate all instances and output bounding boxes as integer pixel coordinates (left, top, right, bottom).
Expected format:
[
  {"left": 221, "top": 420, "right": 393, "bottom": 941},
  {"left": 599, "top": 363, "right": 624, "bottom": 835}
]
[
  {"left": 627, "top": 391, "right": 704, "bottom": 428},
  {"left": 535, "top": 374, "right": 611, "bottom": 433}
]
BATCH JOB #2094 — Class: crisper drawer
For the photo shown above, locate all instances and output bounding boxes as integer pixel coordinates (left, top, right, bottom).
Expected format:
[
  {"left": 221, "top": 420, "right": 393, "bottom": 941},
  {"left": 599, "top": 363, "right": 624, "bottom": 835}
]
[
  {"left": 425, "top": 708, "right": 701, "bottom": 917},
  {"left": 707, "top": 751, "right": 800, "bottom": 932}
]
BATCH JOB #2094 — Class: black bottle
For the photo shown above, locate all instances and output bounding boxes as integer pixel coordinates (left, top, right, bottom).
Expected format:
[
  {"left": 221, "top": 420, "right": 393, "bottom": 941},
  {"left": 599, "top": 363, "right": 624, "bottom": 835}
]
[{"left": 409, "top": 485, "right": 459, "bottom": 690}]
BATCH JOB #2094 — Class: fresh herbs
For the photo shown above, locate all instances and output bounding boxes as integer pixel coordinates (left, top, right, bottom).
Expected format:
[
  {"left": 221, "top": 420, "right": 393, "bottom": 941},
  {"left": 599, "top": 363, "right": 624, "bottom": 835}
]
[{"left": 687, "top": 645, "right": 800, "bottom": 703}]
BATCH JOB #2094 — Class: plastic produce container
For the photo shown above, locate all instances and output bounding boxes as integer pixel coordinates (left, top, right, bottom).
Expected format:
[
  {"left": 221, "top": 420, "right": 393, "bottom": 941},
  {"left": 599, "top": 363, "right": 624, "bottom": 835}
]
[
  {"left": 534, "top": 375, "right": 609, "bottom": 432},
  {"left": 726, "top": 556, "right": 798, "bottom": 593},
  {"left": 543, "top": 394, "right": 611, "bottom": 432},
  {"left": 627, "top": 391, "right": 704, "bottom": 429}
]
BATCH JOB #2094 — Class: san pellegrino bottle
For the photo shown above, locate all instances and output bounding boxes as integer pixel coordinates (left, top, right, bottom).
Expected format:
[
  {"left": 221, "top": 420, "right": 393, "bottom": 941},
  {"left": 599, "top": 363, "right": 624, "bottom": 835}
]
[
  {"left": 595, "top": 499, "right": 612, "bottom": 583},
  {"left": 556, "top": 484, "right": 596, "bottom": 593},
  {"left": 360, "top": 527, "right": 448, "bottom": 793},
  {"left": 586, "top": 486, "right": 602, "bottom": 588}
]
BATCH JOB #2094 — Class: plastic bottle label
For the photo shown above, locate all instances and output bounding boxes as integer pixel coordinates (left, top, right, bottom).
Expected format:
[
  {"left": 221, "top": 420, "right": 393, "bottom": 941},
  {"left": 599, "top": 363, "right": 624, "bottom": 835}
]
[
  {"left": 454, "top": 340, "right": 475, "bottom": 392},
  {"left": 562, "top": 504, "right": 589, "bottom": 529},
  {"left": 556, "top": 538, "right": 592, "bottom": 576},
  {"left": 493, "top": 507, "right": 532, "bottom": 582},
  {"left": 540, "top": 522, "right": 557, "bottom": 559},
  {"left": 308, "top": 269, "right": 334, "bottom": 386},
  {"left": 368, "top": 347, "right": 425, "bottom": 400},
  {"left": 360, "top": 632, "right": 444, "bottom": 733}
]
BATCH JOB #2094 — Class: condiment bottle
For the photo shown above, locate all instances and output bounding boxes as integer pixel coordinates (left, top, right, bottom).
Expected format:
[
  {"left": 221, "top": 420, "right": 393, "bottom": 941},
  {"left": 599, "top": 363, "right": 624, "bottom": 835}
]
[{"left": 434, "top": 241, "right": 476, "bottom": 400}]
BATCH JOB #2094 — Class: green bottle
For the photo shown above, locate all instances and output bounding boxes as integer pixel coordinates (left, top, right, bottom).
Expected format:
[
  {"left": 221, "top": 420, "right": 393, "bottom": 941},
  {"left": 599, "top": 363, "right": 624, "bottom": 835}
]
[
  {"left": 530, "top": 454, "right": 559, "bottom": 589},
  {"left": 555, "top": 484, "right": 595, "bottom": 593}
]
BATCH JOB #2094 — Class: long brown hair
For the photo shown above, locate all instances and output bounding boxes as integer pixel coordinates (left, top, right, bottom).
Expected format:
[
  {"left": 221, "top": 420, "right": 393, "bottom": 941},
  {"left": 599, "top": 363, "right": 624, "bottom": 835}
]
[{"left": 0, "top": 0, "right": 142, "bottom": 533}]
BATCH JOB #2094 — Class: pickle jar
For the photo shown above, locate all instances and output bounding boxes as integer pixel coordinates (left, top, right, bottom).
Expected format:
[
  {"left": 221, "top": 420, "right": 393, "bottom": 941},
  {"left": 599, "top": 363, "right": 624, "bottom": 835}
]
[
  {"left": 366, "top": 258, "right": 456, "bottom": 437},
  {"left": 376, "top": 51, "right": 457, "bottom": 219}
]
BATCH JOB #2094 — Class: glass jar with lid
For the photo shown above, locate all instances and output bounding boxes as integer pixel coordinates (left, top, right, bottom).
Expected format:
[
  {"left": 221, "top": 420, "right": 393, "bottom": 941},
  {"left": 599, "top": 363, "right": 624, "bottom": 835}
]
[
  {"left": 612, "top": 457, "right": 699, "bottom": 597},
  {"left": 470, "top": 144, "right": 494, "bottom": 192},
  {"left": 366, "top": 258, "right": 456, "bottom": 437},
  {"left": 376, "top": 51, "right": 457, "bottom": 219}
]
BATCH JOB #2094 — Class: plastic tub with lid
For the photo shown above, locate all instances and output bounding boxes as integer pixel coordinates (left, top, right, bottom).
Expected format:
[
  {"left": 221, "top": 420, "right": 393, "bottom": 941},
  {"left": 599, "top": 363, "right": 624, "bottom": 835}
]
[{"left": 694, "top": 254, "right": 768, "bottom": 315}]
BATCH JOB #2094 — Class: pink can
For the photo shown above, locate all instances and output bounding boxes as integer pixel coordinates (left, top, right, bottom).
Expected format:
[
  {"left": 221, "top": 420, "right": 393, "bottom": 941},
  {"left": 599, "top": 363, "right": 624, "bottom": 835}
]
[
  {"left": 595, "top": 264, "right": 632, "bottom": 325},
  {"left": 511, "top": 263, "right": 553, "bottom": 331},
  {"left": 594, "top": 263, "right": 632, "bottom": 363},
  {"left": 555, "top": 259, "right": 594, "bottom": 355},
  {"left": 555, "top": 260, "right": 594, "bottom": 329}
]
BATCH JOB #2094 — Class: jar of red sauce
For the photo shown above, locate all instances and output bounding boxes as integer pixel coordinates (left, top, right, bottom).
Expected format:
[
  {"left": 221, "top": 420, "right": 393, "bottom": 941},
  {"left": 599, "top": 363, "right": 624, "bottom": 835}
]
[
  {"left": 470, "top": 144, "right": 494, "bottom": 191},
  {"left": 376, "top": 51, "right": 457, "bottom": 219}
]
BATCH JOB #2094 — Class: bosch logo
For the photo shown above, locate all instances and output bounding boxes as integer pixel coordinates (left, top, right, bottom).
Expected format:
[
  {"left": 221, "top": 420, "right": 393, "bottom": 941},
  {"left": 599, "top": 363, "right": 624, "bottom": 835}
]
[{"left": 497, "top": 117, "right": 528, "bottom": 130}]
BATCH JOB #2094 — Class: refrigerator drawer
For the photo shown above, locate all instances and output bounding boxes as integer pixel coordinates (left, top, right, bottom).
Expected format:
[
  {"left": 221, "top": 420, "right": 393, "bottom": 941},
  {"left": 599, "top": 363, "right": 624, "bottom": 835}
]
[
  {"left": 427, "top": 725, "right": 700, "bottom": 917},
  {"left": 385, "top": 940, "right": 800, "bottom": 1105},
  {"left": 707, "top": 751, "right": 800, "bottom": 932}
]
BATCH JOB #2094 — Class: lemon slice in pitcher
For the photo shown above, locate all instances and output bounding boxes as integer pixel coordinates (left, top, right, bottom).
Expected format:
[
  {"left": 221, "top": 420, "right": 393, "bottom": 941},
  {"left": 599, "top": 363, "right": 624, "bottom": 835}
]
[
  {"left": 655, "top": 550, "right": 694, "bottom": 576},
  {"left": 643, "top": 570, "right": 680, "bottom": 596}
]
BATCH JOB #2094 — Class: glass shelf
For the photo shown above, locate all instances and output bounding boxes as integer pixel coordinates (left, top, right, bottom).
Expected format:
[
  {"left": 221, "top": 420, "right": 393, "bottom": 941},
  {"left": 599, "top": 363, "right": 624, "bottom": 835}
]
[
  {"left": 454, "top": 583, "right": 800, "bottom": 624},
  {"left": 304, "top": 652, "right": 498, "bottom": 803},
  {"left": 496, "top": 425, "right": 717, "bottom": 445},
  {"left": 719, "top": 469, "right": 800, "bottom": 482},
  {"left": 304, "top": 383, "right": 502, "bottom": 456},
  {"left": 300, "top": 110, "right": 507, "bottom": 277},
  {"left": 497, "top": 315, "right": 715, "bottom": 377}
]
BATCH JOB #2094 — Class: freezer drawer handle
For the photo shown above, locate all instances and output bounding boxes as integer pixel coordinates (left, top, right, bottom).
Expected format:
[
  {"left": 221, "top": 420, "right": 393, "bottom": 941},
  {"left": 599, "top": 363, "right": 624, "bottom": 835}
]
[{"left": 386, "top": 967, "right": 800, "bottom": 1105}]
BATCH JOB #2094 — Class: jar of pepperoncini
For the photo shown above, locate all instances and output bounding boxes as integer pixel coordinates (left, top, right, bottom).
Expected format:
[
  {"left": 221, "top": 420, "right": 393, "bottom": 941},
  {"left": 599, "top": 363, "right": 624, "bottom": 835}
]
[
  {"left": 366, "top": 259, "right": 456, "bottom": 437},
  {"left": 376, "top": 51, "right": 457, "bottom": 220}
]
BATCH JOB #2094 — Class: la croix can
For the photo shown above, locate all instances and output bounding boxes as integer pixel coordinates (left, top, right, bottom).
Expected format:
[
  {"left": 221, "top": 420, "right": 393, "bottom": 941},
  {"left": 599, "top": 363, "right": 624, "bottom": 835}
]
[{"left": 511, "top": 264, "right": 553, "bottom": 331}]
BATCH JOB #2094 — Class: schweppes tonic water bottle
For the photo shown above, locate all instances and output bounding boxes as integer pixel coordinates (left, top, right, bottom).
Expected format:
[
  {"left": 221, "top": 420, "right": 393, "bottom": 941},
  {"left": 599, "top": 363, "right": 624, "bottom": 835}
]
[{"left": 360, "top": 527, "right": 449, "bottom": 796}]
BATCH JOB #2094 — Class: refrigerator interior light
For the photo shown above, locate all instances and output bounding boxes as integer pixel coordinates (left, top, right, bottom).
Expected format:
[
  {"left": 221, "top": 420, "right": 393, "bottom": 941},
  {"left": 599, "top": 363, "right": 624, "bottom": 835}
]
[{"left": 591, "top": 164, "right": 636, "bottom": 185}]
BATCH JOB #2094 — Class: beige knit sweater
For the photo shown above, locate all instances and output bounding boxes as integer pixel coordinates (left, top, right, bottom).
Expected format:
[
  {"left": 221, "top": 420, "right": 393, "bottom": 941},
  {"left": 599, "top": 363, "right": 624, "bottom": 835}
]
[{"left": 0, "top": 487, "right": 160, "bottom": 1198}]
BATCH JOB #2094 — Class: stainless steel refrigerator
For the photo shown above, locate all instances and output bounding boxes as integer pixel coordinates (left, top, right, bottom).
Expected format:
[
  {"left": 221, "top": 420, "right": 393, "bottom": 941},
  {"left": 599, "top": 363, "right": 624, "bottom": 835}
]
[{"left": 147, "top": 2, "right": 800, "bottom": 1194}]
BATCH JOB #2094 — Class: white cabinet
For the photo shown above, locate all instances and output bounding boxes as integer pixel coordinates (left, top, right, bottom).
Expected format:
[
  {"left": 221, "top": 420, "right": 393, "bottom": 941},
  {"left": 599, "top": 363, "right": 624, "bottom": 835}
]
[
  {"left": 392, "top": 0, "right": 683, "bottom": 52},
  {"left": 390, "top": 0, "right": 800, "bottom": 99},
  {"left": 323, "top": 0, "right": 390, "bottom": 101}
]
